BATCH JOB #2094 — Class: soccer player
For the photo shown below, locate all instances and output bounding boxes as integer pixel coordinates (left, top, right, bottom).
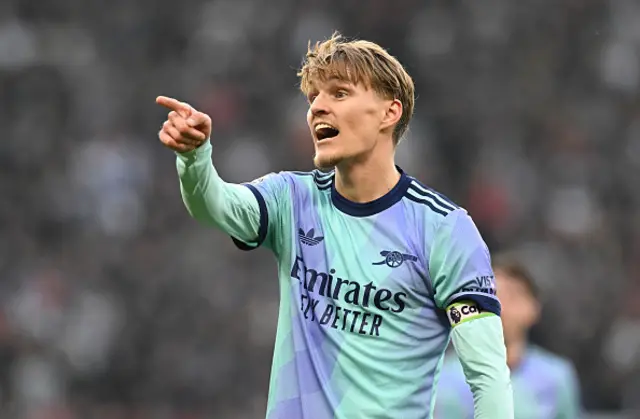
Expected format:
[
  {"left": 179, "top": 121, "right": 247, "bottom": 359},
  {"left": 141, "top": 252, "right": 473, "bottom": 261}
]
[
  {"left": 156, "top": 32, "right": 513, "bottom": 419},
  {"left": 436, "top": 256, "right": 581, "bottom": 419}
]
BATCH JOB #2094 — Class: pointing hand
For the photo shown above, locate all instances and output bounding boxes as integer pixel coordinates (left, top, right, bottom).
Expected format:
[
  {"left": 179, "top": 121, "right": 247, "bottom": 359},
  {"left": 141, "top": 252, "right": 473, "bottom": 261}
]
[{"left": 156, "top": 96, "right": 212, "bottom": 153}]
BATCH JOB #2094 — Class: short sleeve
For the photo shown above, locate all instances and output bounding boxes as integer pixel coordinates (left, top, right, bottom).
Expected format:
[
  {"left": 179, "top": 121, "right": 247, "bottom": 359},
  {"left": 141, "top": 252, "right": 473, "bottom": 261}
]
[
  {"left": 429, "top": 208, "right": 501, "bottom": 324},
  {"left": 232, "top": 172, "right": 291, "bottom": 254}
]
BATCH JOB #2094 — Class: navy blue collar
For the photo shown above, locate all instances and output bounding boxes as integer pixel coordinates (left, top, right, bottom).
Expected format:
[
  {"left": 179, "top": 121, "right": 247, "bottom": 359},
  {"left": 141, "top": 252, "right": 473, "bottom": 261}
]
[{"left": 331, "top": 167, "right": 412, "bottom": 217}]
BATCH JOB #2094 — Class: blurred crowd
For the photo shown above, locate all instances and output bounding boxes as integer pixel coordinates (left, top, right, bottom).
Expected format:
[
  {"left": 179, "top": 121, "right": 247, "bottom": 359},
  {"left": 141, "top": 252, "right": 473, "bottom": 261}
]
[{"left": 1, "top": 0, "right": 640, "bottom": 417}]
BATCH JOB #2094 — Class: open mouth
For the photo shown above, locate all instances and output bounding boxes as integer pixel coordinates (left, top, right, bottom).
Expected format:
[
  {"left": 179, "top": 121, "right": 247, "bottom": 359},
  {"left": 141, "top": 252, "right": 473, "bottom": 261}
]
[{"left": 314, "top": 123, "right": 340, "bottom": 141}]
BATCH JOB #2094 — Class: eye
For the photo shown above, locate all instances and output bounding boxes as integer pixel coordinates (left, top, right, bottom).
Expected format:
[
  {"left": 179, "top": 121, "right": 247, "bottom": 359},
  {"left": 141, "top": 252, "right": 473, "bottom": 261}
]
[
  {"left": 307, "top": 93, "right": 318, "bottom": 104},
  {"left": 335, "top": 90, "right": 348, "bottom": 99}
]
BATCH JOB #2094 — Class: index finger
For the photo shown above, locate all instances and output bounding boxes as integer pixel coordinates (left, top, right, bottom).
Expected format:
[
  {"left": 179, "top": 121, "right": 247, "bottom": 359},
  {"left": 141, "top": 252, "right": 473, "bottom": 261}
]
[{"left": 156, "top": 96, "right": 191, "bottom": 117}]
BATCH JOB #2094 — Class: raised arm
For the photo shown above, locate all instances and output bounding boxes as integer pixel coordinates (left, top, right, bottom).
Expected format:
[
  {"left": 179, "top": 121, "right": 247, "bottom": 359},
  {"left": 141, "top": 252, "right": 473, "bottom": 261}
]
[{"left": 156, "top": 96, "right": 262, "bottom": 245}]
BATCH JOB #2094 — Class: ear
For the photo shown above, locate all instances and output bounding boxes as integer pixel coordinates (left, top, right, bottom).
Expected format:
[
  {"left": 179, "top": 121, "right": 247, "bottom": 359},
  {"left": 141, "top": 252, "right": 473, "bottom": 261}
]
[{"left": 380, "top": 99, "right": 403, "bottom": 132}]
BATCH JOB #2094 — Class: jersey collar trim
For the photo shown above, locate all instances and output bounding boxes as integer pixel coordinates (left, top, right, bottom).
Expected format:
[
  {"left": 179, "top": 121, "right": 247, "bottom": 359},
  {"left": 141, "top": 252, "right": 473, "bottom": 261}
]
[{"left": 331, "top": 166, "right": 411, "bottom": 217}]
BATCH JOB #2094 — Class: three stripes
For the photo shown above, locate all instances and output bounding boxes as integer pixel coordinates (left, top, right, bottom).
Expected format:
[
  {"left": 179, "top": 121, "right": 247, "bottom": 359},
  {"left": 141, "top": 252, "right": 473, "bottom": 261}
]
[{"left": 404, "top": 181, "right": 457, "bottom": 216}]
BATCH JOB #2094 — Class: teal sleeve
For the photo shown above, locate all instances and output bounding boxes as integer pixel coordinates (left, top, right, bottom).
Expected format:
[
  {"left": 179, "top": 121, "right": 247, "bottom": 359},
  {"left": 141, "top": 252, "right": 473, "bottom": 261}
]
[
  {"left": 236, "top": 170, "right": 292, "bottom": 254},
  {"left": 451, "top": 315, "right": 514, "bottom": 419},
  {"left": 556, "top": 363, "right": 581, "bottom": 419},
  {"left": 175, "top": 140, "right": 262, "bottom": 245}
]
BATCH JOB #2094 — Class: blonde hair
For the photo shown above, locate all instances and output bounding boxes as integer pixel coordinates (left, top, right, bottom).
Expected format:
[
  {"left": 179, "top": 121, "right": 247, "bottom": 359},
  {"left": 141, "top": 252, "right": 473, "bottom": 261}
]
[{"left": 298, "top": 32, "right": 415, "bottom": 144}]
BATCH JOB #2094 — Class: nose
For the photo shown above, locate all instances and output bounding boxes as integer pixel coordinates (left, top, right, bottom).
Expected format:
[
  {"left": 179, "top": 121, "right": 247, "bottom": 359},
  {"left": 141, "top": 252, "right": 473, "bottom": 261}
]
[{"left": 309, "top": 93, "right": 330, "bottom": 117}]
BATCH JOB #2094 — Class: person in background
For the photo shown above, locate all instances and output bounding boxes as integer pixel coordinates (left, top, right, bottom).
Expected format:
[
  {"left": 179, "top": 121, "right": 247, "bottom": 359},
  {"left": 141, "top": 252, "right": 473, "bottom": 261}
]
[{"left": 436, "top": 255, "right": 581, "bottom": 419}]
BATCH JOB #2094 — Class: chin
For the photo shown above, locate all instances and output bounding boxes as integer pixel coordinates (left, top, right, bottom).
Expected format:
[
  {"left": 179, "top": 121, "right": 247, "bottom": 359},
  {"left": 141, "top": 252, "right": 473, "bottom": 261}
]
[{"left": 313, "top": 151, "right": 343, "bottom": 170}]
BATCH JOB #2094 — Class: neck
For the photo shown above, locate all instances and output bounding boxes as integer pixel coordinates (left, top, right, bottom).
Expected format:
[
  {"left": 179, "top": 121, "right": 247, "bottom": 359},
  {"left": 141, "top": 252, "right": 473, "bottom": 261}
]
[
  {"left": 505, "top": 337, "right": 527, "bottom": 370},
  {"left": 334, "top": 151, "right": 400, "bottom": 203}
]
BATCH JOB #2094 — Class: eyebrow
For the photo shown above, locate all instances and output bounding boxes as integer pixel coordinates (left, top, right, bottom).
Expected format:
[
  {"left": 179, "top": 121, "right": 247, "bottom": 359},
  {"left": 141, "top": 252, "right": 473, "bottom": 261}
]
[{"left": 315, "top": 77, "right": 353, "bottom": 88}]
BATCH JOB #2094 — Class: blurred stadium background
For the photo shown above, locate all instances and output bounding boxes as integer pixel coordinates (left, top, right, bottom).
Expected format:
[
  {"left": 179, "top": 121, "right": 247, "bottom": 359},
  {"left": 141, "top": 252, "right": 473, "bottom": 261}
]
[{"left": 1, "top": 0, "right": 640, "bottom": 417}]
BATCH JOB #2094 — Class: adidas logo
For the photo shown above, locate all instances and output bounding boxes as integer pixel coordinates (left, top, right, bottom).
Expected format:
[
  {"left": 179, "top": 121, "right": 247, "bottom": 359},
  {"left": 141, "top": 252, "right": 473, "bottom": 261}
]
[{"left": 298, "top": 228, "right": 324, "bottom": 246}]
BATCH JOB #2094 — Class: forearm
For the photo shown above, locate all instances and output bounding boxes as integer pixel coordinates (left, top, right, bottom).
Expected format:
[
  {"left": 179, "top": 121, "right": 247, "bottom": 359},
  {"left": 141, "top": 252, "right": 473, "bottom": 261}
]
[
  {"left": 451, "top": 315, "right": 513, "bottom": 419},
  {"left": 176, "top": 140, "right": 261, "bottom": 243}
]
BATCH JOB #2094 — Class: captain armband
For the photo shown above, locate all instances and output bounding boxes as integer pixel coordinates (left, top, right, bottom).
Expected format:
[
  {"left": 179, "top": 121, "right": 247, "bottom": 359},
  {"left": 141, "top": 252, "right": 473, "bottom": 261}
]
[{"left": 446, "top": 300, "right": 496, "bottom": 327}]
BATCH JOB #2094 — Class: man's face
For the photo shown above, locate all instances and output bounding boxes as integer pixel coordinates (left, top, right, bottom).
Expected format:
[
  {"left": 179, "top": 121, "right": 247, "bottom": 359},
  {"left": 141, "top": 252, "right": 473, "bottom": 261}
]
[
  {"left": 305, "top": 77, "right": 394, "bottom": 170},
  {"left": 495, "top": 269, "right": 540, "bottom": 342}
]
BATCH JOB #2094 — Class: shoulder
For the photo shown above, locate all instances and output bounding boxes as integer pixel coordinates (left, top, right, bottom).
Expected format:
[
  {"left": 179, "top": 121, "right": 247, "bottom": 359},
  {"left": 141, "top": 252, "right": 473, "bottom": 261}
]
[
  {"left": 401, "top": 175, "right": 482, "bottom": 242},
  {"left": 248, "top": 169, "right": 334, "bottom": 193},
  {"left": 402, "top": 176, "right": 462, "bottom": 219},
  {"left": 288, "top": 169, "right": 335, "bottom": 191}
]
